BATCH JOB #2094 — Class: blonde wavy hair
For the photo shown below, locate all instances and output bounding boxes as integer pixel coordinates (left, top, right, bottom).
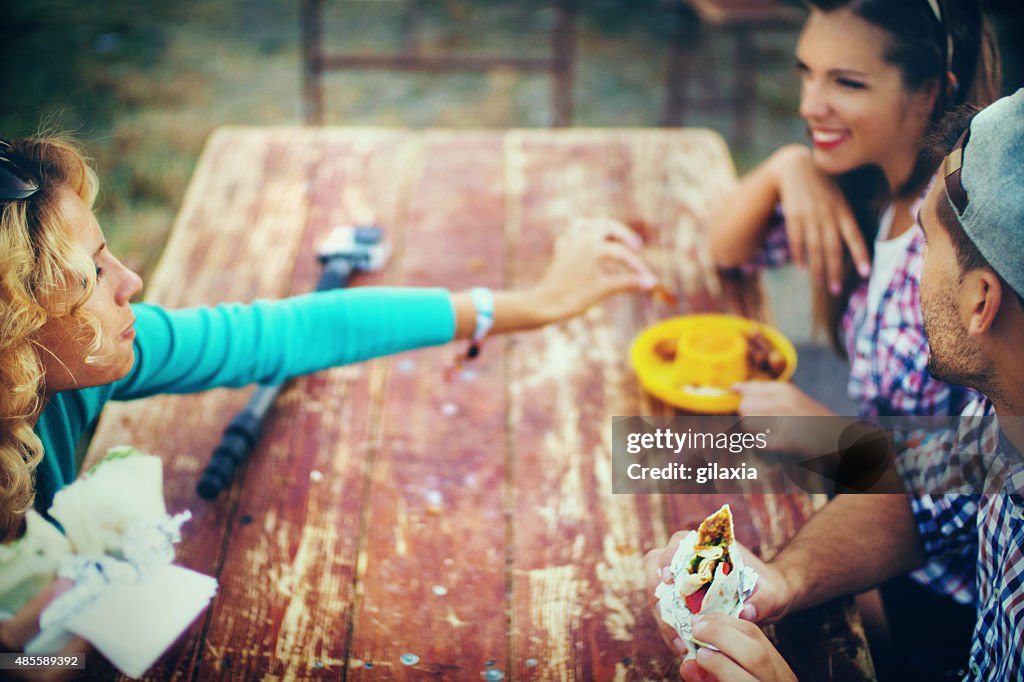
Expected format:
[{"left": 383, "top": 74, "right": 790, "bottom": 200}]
[{"left": 1, "top": 136, "right": 102, "bottom": 539}]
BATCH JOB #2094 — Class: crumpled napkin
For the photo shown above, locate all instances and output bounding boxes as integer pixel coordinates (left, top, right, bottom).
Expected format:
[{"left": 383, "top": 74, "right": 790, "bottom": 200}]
[
  {"left": 654, "top": 529, "right": 758, "bottom": 660},
  {"left": 0, "top": 447, "right": 218, "bottom": 679},
  {"left": 26, "top": 511, "right": 217, "bottom": 678}
]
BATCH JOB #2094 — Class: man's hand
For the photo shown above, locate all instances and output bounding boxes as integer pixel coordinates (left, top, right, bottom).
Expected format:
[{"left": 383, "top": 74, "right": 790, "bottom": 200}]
[
  {"left": 645, "top": 534, "right": 798, "bottom": 681},
  {"left": 644, "top": 531, "right": 690, "bottom": 654},
  {"left": 730, "top": 545, "right": 794, "bottom": 626},
  {"left": 680, "top": 613, "right": 797, "bottom": 682},
  {"left": 644, "top": 535, "right": 797, "bottom": 655}
]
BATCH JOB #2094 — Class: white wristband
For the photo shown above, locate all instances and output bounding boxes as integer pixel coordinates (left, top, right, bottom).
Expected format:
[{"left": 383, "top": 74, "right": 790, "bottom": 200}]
[{"left": 469, "top": 287, "right": 495, "bottom": 343}]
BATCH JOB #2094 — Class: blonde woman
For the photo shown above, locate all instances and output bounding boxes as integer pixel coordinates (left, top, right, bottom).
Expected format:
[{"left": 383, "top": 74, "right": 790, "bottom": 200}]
[{"left": 0, "top": 135, "right": 656, "bottom": 661}]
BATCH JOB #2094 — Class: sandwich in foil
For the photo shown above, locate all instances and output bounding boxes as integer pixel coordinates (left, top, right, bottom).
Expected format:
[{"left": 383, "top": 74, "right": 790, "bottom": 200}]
[{"left": 654, "top": 504, "right": 758, "bottom": 659}]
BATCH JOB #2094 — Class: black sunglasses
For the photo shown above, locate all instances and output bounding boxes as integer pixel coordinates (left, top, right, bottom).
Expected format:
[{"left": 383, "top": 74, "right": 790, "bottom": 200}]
[
  {"left": 943, "top": 127, "right": 970, "bottom": 215},
  {"left": 0, "top": 140, "right": 41, "bottom": 201}
]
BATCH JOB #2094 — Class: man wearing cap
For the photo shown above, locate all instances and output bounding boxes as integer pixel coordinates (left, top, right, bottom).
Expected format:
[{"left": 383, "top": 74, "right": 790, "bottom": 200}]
[{"left": 646, "top": 88, "right": 1024, "bottom": 681}]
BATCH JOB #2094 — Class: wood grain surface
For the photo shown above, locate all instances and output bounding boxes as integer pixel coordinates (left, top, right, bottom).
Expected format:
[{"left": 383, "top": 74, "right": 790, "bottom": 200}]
[{"left": 84, "top": 127, "right": 873, "bottom": 681}]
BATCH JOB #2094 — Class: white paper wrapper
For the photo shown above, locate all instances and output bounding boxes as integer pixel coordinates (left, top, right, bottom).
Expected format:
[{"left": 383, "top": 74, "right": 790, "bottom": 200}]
[
  {"left": 654, "top": 529, "right": 758, "bottom": 660},
  {"left": 64, "top": 563, "right": 218, "bottom": 678},
  {"left": 5, "top": 448, "right": 218, "bottom": 679},
  {"left": 27, "top": 510, "right": 218, "bottom": 678},
  {"left": 48, "top": 447, "right": 167, "bottom": 556}
]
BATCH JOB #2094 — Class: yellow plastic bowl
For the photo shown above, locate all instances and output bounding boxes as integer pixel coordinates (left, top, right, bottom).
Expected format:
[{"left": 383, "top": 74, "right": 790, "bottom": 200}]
[{"left": 629, "top": 314, "right": 798, "bottom": 414}]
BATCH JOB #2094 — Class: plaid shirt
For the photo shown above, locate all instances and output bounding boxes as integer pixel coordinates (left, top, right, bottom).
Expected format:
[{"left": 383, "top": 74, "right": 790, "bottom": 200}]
[
  {"left": 754, "top": 205, "right": 982, "bottom": 602},
  {"left": 754, "top": 205, "right": 981, "bottom": 418},
  {"left": 904, "top": 399, "right": 1024, "bottom": 680}
]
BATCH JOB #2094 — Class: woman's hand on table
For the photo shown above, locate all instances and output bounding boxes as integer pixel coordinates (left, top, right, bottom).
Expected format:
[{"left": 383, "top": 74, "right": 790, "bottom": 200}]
[
  {"left": 0, "top": 579, "right": 89, "bottom": 681},
  {"left": 770, "top": 145, "right": 870, "bottom": 294},
  {"left": 461, "top": 217, "right": 658, "bottom": 337},
  {"left": 680, "top": 613, "right": 797, "bottom": 682},
  {"left": 530, "top": 217, "right": 657, "bottom": 322},
  {"left": 734, "top": 381, "right": 833, "bottom": 417}
]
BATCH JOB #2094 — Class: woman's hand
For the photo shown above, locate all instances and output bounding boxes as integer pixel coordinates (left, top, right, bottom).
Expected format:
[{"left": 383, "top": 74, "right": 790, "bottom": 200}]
[
  {"left": 734, "top": 381, "right": 833, "bottom": 417},
  {"left": 770, "top": 145, "right": 870, "bottom": 294},
  {"left": 0, "top": 579, "right": 89, "bottom": 681},
  {"left": 529, "top": 217, "right": 657, "bottom": 323},
  {"left": 457, "top": 218, "right": 657, "bottom": 338},
  {"left": 680, "top": 613, "right": 797, "bottom": 682}
]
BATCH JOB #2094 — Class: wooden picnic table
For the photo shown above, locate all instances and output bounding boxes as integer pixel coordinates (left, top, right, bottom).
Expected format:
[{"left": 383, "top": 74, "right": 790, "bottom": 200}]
[{"left": 84, "top": 126, "right": 873, "bottom": 681}]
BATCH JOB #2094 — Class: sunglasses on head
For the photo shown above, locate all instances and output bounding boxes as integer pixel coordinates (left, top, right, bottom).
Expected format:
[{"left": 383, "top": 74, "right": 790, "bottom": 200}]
[
  {"left": 943, "top": 127, "right": 970, "bottom": 215},
  {"left": 0, "top": 139, "right": 41, "bottom": 201}
]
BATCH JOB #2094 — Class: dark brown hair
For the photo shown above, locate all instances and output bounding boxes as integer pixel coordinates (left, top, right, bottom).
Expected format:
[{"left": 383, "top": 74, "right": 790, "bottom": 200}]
[{"left": 936, "top": 183, "right": 1024, "bottom": 309}]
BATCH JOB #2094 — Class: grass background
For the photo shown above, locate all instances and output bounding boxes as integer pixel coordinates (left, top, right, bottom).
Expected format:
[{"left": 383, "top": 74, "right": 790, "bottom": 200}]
[{"left": 3, "top": 0, "right": 1022, "bottom": 291}]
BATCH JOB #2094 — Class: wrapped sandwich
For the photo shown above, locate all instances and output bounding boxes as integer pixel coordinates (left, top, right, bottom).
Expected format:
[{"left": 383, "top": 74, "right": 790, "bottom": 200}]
[
  {"left": 48, "top": 446, "right": 167, "bottom": 556},
  {"left": 654, "top": 504, "right": 757, "bottom": 659},
  {"left": 0, "top": 447, "right": 166, "bottom": 615},
  {"left": 3, "top": 447, "right": 218, "bottom": 678}
]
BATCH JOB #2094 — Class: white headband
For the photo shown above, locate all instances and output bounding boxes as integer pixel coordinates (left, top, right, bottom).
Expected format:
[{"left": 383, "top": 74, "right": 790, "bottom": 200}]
[{"left": 925, "top": 0, "right": 955, "bottom": 72}]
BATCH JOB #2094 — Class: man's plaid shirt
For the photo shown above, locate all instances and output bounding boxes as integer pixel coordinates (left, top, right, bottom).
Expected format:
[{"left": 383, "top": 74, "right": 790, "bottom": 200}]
[
  {"left": 901, "top": 398, "right": 1024, "bottom": 680},
  {"left": 752, "top": 209, "right": 982, "bottom": 602}
]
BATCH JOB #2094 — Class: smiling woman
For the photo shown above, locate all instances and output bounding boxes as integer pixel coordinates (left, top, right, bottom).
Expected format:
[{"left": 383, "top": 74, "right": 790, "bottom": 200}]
[
  {"left": 794, "top": 9, "right": 937, "bottom": 188},
  {"left": 0, "top": 133, "right": 660, "bottom": 668},
  {"left": 706, "top": 0, "right": 1000, "bottom": 420}
]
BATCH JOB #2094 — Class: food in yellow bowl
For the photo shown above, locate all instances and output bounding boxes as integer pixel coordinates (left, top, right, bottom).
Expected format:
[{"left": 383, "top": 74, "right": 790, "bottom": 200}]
[
  {"left": 744, "top": 328, "right": 789, "bottom": 380},
  {"left": 630, "top": 314, "right": 797, "bottom": 414}
]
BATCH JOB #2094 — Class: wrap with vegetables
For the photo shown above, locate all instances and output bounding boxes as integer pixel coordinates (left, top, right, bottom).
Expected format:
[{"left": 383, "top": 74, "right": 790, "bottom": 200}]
[
  {"left": 0, "top": 446, "right": 216, "bottom": 677},
  {"left": 49, "top": 445, "right": 167, "bottom": 557},
  {"left": 654, "top": 504, "right": 758, "bottom": 659},
  {"left": 0, "top": 446, "right": 167, "bottom": 616}
]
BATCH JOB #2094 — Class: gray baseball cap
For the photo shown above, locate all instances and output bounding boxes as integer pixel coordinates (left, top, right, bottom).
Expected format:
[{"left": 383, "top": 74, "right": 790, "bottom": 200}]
[{"left": 943, "top": 87, "right": 1024, "bottom": 297}]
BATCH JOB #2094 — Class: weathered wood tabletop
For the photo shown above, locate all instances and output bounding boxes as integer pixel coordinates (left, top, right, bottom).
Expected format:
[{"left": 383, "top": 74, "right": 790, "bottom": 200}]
[{"left": 85, "top": 126, "right": 873, "bottom": 681}]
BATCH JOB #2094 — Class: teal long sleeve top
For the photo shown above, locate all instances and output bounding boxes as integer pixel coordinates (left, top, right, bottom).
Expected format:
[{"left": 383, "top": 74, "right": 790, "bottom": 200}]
[{"left": 33, "top": 287, "right": 456, "bottom": 513}]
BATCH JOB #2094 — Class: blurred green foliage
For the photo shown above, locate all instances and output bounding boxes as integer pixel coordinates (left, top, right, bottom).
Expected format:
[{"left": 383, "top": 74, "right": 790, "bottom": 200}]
[{"left": 1, "top": 1, "right": 192, "bottom": 136}]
